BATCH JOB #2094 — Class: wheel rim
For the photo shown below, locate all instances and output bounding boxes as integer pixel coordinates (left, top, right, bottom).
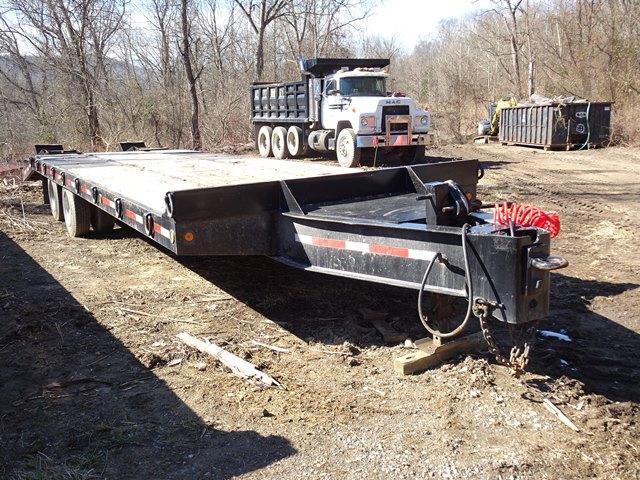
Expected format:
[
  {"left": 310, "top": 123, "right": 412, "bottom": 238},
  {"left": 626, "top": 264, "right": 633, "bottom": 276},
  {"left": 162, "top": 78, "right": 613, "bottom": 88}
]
[
  {"left": 48, "top": 182, "right": 57, "bottom": 216},
  {"left": 287, "top": 131, "right": 297, "bottom": 153},
  {"left": 259, "top": 133, "right": 267, "bottom": 151},
  {"left": 274, "top": 134, "right": 282, "bottom": 152},
  {"left": 62, "top": 191, "right": 71, "bottom": 227},
  {"left": 338, "top": 134, "right": 351, "bottom": 159}
]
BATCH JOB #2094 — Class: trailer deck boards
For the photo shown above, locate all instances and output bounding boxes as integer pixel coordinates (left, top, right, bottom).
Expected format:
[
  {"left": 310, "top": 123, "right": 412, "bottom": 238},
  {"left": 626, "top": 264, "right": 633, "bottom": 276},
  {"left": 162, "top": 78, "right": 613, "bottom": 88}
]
[{"left": 36, "top": 150, "right": 357, "bottom": 213}]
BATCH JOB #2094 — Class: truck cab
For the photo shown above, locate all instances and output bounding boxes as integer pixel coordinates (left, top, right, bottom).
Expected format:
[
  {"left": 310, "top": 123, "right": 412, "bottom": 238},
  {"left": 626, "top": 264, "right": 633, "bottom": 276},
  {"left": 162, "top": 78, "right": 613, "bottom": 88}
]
[{"left": 250, "top": 58, "right": 431, "bottom": 168}]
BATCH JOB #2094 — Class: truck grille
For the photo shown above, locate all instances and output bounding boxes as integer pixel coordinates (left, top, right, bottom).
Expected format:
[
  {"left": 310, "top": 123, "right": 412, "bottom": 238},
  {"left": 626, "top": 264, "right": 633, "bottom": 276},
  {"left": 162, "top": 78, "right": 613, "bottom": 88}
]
[{"left": 381, "top": 105, "right": 410, "bottom": 132}]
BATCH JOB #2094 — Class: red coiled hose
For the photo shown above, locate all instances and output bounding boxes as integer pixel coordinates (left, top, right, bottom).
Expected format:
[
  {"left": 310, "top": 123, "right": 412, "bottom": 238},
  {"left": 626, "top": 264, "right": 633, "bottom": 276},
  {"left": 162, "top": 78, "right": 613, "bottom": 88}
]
[{"left": 493, "top": 202, "right": 560, "bottom": 238}]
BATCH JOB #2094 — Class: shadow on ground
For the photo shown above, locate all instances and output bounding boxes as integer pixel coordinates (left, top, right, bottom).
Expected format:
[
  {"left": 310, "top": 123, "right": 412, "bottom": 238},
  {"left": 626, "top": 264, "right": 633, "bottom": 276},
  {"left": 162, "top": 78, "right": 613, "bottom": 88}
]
[
  {"left": 0, "top": 231, "right": 295, "bottom": 479},
  {"left": 181, "top": 256, "right": 640, "bottom": 404},
  {"left": 528, "top": 272, "right": 640, "bottom": 403}
]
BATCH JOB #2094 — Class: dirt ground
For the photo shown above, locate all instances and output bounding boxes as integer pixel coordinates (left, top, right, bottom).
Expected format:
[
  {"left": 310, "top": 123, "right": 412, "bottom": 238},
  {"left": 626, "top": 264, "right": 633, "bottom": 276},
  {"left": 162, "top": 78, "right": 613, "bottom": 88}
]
[{"left": 1, "top": 145, "right": 639, "bottom": 479}]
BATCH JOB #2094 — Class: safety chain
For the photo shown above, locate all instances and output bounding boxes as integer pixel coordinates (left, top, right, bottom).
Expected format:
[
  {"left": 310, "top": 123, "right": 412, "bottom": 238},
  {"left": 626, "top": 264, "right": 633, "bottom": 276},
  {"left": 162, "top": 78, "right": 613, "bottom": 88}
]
[{"left": 474, "top": 301, "right": 535, "bottom": 377}]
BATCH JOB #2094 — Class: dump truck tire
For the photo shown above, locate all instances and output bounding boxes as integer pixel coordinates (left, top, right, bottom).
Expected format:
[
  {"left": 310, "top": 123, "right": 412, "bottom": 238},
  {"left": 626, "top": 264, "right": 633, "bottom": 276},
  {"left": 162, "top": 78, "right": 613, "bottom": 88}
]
[
  {"left": 336, "top": 128, "right": 361, "bottom": 168},
  {"left": 412, "top": 146, "right": 426, "bottom": 162},
  {"left": 257, "top": 126, "right": 273, "bottom": 158},
  {"left": 286, "top": 126, "right": 307, "bottom": 157},
  {"left": 272, "top": 126, "right": 290, "bottom": 159},
  {"left": 91, "top": 206, "right": 115, "bottom": 233},
  {"left": 62, "top": 188, "right": 91, "bottom": 237},
  {"left": 48, "top": 179, "right": 64, "bottom": 221}
]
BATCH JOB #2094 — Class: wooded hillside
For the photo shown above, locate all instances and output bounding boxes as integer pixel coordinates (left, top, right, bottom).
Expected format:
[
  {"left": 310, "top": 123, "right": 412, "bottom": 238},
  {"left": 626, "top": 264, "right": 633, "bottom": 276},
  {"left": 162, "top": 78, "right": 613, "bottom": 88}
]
[{"left": 1, "top": 0, "right": 638, "bottom": 157}]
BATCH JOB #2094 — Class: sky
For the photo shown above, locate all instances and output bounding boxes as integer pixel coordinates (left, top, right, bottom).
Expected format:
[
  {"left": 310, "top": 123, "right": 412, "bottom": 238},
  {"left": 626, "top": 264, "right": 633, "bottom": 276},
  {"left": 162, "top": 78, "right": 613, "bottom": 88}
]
[{"left": 366, "top": 0, "right": 493, "bottom": 51}]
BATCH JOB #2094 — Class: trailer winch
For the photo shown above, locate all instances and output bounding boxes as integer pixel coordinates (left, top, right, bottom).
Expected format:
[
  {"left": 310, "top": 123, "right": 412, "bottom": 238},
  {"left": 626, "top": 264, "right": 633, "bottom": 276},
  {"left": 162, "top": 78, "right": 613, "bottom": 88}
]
[{"left": 24, "top": 146, "right": 567, "bottom": 373}]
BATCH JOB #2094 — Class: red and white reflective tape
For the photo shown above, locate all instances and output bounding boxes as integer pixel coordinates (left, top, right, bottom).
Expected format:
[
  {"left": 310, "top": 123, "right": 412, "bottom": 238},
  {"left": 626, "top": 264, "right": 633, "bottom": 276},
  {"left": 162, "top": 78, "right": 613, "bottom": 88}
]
[
  {"left": 99, "top": 194, "right": 116, "bottom": 209},
  {"left": 124, "top": 209, "right": 144, "bottom": 225},
  {"left": 294, "top": 233, "right": 436, "bottom": 261},
  {"left": 123, "top": 209, "right": 172, "bottom": 241},
  {"left": 153, "top": 222, "right": 172, "bottom": 239}
]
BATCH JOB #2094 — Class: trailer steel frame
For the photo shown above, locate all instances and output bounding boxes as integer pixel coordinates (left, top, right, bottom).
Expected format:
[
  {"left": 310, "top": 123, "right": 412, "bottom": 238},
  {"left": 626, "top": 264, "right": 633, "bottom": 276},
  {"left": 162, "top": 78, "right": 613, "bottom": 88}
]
[{"left": 25, "top": 148, "right": 563, "bottom": 332}]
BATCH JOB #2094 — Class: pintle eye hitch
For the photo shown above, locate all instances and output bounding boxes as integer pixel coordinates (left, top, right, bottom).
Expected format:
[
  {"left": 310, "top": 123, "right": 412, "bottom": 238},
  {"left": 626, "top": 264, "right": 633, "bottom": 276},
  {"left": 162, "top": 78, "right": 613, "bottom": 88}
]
[{"left": 530, "top": 255, "right": 569, "bottom": 271}]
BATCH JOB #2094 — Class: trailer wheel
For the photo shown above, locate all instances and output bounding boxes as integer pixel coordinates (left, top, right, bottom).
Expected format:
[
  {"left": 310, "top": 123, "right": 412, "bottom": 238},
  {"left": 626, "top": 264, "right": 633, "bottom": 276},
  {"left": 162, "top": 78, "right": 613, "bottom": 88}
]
[
  {"left": 286, "top": 126, "right": 307, "bottom": 157},
  {"left": 62, "top": 188, "right": 91, "bottom": 237},
  {"left": 271, "top": 126, "right": 290, "bottom": 159},
  {"left": 91, "top": 207, "right": 115, "bottom": 233},
  {"left": 257, "top": 126, "right": 273, "bottom": 158},
  {"left": 336, "top": 128, "right": 361, "bottom": 168},
  {"left": 47, "top": 179, "right": 64, "bottom": 221}
]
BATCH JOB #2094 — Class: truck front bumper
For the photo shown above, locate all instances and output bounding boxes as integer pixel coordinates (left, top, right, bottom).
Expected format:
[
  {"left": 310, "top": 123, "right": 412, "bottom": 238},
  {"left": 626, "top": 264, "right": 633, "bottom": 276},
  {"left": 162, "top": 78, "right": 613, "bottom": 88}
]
[{"left": 356, "top": 133, "right": 431, "bottom": 148}]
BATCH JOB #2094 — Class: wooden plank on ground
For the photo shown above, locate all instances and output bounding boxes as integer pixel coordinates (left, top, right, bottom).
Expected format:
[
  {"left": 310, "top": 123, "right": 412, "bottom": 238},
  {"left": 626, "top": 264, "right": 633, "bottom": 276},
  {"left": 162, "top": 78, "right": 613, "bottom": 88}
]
[
  {"left": 394, "top": 332, "right": 486, "bottom": 375},
  {"left": 359, "top": 308, "right": 406, "bottom": 344}
]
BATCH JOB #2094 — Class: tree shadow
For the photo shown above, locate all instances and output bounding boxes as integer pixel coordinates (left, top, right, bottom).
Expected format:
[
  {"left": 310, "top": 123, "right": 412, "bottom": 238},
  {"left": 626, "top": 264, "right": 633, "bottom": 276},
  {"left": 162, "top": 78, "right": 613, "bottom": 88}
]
[{"left": 0, "top": 231, "right": 295, "bottom": 479}]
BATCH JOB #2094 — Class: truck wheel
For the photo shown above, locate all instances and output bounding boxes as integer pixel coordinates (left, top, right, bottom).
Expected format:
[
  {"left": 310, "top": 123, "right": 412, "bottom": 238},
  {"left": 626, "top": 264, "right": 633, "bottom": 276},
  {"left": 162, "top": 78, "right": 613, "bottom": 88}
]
[
  {"left": 336, "top": 128, "right": 361, "bottom": 168},
  {"left": 91, "top": 207, "right": 115, "bottom": 233},
  {"left": 47, "top": 179, "right": 64, "bottom": 221},
  {"left": 271, "top": 126, "right": 290, "bottom": 159},
  {"left": 286, "top": 126, "right": 308, "bottom": 157},
  {"left": 62, "top": 188, "right": 91, "bottom": 237},
  {"left": 257, "top": 126, "right": 273, "bottom": 157}
]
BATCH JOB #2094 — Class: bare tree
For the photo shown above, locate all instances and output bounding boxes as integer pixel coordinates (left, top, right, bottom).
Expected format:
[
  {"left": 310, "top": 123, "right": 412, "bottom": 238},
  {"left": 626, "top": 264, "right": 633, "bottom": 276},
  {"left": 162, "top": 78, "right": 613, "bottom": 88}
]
[
  {"left": 4, "top": 0, "right": 125, "bottom": 149},
  {"left": 233, "top": 0, "right": 288, "bottom": 79},
  {"left": 179, "top": 0, "right": 203, "bottom": 149}
]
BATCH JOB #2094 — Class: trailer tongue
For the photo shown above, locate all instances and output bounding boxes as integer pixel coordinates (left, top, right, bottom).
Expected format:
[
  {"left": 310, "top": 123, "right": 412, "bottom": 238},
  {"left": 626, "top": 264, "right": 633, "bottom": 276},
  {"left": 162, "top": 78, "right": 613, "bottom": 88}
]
[{"left": 25, "top": 148, "right": 567, "bottom": 372}]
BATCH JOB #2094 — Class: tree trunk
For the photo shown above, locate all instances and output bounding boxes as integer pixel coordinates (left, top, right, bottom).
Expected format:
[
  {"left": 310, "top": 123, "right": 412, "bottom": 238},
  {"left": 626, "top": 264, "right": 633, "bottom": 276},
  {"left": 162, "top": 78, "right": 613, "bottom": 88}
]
[
  {"left": 527, "top": 57, "right": 534, "bottom": 96},
  {"left": 255, "top": 29, "right": 265, "bottom": 80},
  {"left": 82, "top": 75, "right": 105, "bottom": 150},
  {"left": 509, "top": 34, "right": 522, "bottom": 97},
  {"left": 180, "top": 0, "right": 202, "bottom": 150}
]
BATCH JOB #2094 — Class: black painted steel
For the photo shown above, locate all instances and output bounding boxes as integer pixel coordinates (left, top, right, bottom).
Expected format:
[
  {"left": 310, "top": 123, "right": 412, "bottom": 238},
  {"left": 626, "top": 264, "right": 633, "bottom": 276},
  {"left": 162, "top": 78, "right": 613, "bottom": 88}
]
[
  {"left": 25, "top": 151, "right": 558, "bottom": 326},
  {"left": 301, "top": 58, "right": 390, "bottom": 77}
]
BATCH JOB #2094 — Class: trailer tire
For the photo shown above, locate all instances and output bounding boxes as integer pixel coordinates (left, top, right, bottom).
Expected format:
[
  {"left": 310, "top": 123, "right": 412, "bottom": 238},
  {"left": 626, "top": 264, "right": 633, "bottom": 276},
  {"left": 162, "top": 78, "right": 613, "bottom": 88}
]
[
  {"left": 272, "top": 126, "right": 290, "bottom": 159},
  {"left": 62, "top": 188, "right": 91, "bottom": 237},
  {"left": 286, "top": 126, "right": 307, "bottom": 157},
  {"left": 91, "top": 207, "right": 115, "bottom": 233},
  {"left": 47, "top": 179, "right": 64, "bottom": 221},
  {"left": 336, "top": 128, "right": 361, "bottom": 168},
  {"left": 257, "top": 126, "right": 273, "bottom": 158}
]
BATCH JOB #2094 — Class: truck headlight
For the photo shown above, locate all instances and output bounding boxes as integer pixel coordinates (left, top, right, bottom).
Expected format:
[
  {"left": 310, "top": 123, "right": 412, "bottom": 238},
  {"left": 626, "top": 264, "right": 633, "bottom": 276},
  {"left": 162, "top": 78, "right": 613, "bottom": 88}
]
[
  {"left": 420, "top": 115, "right": 429, "bottom": 126},
  {"left": 360, "top": 115, "right": 376, "bottom": 128}
]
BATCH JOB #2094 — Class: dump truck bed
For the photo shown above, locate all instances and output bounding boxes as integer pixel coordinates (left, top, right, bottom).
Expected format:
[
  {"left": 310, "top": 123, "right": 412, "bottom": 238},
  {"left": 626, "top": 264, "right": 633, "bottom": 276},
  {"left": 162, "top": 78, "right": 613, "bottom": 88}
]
[{"left": 35, "top": 150, "right": 356, "bottom": 213}]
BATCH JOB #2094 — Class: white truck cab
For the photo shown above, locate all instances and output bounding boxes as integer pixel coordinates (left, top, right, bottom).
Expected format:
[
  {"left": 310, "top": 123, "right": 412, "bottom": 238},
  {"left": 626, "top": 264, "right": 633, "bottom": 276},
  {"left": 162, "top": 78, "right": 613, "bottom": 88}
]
[{"left": 251, "top": 58, "right": 431, "bottom": 167}]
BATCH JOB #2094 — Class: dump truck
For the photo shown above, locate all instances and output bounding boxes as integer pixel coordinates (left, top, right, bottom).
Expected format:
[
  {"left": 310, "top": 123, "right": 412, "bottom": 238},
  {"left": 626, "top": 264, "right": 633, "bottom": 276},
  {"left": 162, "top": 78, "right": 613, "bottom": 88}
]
[
  {"left": 250, "top": 58, "right": 431, "bottom": 168},
  {"left": 24, "top": 145, "right": 567, "bottom": 373}
]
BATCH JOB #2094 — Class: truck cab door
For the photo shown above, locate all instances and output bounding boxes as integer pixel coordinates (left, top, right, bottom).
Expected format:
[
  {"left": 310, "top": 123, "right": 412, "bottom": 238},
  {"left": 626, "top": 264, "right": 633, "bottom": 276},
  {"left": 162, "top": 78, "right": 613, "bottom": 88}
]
[{"left": 321, "top": 78, "right": 343, "bottom": 130}]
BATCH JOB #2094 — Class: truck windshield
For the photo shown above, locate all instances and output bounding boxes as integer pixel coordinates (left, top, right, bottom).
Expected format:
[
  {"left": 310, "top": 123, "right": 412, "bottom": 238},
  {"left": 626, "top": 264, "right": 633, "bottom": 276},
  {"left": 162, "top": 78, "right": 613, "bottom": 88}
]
[{"left": 340, "top": 77, "right": 386, "bottom": 97}]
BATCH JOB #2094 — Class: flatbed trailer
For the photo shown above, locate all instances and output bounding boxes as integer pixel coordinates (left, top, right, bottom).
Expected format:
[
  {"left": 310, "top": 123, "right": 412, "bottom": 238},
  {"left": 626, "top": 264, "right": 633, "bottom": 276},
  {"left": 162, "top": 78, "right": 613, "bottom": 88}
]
[{"left": 24, "top": 147, "right": 567, "bottom": 371}]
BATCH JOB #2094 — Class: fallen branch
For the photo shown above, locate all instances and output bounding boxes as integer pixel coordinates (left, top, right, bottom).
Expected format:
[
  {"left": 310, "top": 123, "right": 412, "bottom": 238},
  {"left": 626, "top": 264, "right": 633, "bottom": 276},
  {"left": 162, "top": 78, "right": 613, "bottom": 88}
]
[
  {"left": 118, "top": 307, "right": 199, "bottom": 325},
  {"left": 250, "top": 340, "right": 290, "bottom": 353},
  {"left": 177, "top": 332, "right": 283, "bottom": 389},
  {"left": 543, "top": 398, "right": 580, "bottom": 432}
]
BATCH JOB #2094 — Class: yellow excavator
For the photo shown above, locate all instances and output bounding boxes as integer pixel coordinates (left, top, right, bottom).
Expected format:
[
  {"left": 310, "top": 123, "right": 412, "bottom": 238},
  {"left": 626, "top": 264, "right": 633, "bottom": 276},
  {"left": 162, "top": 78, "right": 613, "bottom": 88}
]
[{"left": 489, "top": 97, "right": 517, "bottom": 136}]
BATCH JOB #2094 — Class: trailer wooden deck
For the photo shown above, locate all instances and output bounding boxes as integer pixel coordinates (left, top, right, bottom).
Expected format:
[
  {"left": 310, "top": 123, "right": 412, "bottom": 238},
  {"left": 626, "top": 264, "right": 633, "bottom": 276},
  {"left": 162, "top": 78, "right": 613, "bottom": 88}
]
[{"left": 36, "top": 150, "right": 356, "bottom": 213}]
